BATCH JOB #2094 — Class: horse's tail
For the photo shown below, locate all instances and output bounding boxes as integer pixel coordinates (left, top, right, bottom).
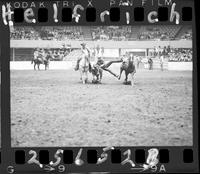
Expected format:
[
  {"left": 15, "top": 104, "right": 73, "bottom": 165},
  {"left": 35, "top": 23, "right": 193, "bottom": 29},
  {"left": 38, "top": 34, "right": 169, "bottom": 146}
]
[{"left": 133, "top": 63, "right": 136, "bottom": 73}]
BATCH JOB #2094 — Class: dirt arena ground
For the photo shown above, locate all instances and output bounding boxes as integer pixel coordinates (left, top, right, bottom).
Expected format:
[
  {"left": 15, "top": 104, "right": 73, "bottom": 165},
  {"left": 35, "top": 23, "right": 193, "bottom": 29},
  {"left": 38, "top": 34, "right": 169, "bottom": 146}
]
[{"left": 11, "top": 68, "right": 192, "bottom": 147}]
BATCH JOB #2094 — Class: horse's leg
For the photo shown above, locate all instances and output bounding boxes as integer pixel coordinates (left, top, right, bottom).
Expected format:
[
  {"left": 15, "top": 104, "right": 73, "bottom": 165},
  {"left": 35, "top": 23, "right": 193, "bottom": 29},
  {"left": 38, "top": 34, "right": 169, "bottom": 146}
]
[
  {"left": 99, "top": 70, "right": 103, "bottom": 82},
  {"left": 82, "top": 73, "right": 85, "bottom": 84},
  {"left": 96, "top": 68, "right": 101, "bottom": 82},
  {"left": 125, "top": 72, "right": 128, "bottom": 83},
  {"left": 96, "top": 74, "right": 99, "bottom": 81},
  {"left": 34, "top": 63, "right": 36, "bottom": 70},
  {"left": 79, "top": 70, "right": 82, "bottom": 81},
  {"left": 75, "top": 58, "right": 81, "bottom": 71},
  {"left": 130, "top": 72, "right": 135, "bottom": 86},
  {"left": 92, "top": 74, "right": 96, "bottom": 83},
  {"left": 38, "top": 64, "right": 40, "bottom": 70},
  {"left": 118, "top": 68, "right": 123, "bottom": 80},
  {"left": 85, "top": 71, "right": 88, "bottom": 83},
  {"left": 161, "top": 63, "right": 163, "bottom": 71},
  {"left": 80, "top": 70, "right": 86, "bottom": 84}
]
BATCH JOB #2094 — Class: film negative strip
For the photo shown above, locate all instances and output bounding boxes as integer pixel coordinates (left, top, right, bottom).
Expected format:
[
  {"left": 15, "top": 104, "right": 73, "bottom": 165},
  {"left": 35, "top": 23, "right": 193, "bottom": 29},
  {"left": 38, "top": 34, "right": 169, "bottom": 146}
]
[{"left": 0, "top": 0, "right": 199, "bottom": 173}]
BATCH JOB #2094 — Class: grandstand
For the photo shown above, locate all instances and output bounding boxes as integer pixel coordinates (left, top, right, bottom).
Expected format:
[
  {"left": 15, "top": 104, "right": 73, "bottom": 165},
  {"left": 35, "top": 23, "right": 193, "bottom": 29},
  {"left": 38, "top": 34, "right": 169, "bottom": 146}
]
[
  {"left": 9, "top": 25, "right": 192, "bottom": 71},
  {"left": 176, "top": 25, "right": 192, "bottom": 40},
  {"left": 130, "top": 26, "right": 141, "bottom": 40},
  {"left": 82, "top": 27, "right": 92, "bottom": 40},
  {"left": 138, "top": 25, "right": 181, "bottom": 40},
  {"left": 10, "top": 25, "right": 192, "bottom": 41}
]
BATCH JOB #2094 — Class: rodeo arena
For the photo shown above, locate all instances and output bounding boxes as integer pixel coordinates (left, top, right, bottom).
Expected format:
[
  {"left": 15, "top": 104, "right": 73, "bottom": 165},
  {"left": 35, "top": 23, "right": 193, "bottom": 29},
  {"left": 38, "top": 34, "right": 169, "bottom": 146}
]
[{"left": 10, "top": 25, "right": 193, "bottom": 147}]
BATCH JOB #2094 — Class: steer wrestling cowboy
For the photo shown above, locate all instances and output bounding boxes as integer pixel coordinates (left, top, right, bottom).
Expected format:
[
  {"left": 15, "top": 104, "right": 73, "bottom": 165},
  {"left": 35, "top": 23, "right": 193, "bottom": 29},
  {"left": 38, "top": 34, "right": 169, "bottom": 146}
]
[{"left": 92, "top": 45, "right": 121, "bottom": 79}]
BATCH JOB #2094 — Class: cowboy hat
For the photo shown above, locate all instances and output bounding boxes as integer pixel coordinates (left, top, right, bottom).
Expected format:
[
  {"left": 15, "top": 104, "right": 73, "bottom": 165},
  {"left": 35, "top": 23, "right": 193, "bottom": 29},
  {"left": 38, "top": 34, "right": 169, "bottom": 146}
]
[{"left": 81, "top": 43, "right": 86, "bottom": 46}]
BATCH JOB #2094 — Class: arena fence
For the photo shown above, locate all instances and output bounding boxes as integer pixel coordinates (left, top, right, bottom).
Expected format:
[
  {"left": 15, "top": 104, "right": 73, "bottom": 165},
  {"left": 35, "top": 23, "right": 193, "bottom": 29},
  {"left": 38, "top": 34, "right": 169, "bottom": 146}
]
[
  {"left": 10, "top": 61, "right": 192, "bottom": 71},
  {"left": 11, "top": 40, "right": 192, "bottom": 49}
]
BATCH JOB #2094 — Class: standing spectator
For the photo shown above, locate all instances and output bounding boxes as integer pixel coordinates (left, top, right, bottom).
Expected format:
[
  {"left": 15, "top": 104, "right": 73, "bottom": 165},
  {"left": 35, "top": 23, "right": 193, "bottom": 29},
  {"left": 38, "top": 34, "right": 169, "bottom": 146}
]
[
  {"left": 94, "top": 45, "right": 104, "bottom": 64},
  {"left": 135, "top": 55, "right": 140, "bottom": 69},
  {"left": 148, "top": 58, "right": 153, "bottom": 70},
  {"left": 167, "top": 45, "right": 171, "bottom": 54},
  {"left": 153, "top": 46, "right": 157, "bottom": 56},
  {"left": 160, "top": 55, "right": 164, "bottom": 71},
  {"left": 162, "top": 46, "right": 167, "bottom": 58},
  {"left": 158, "top": 46, "right": 162, "bottom": 59}
]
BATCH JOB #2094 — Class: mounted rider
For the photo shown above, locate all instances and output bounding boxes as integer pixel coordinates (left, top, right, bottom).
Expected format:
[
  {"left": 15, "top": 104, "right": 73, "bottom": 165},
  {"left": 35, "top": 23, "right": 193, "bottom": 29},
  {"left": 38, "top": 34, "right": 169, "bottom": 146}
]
[
  {"left": 32, "top": 48, "right": 39, "bottom": 64},
  {"left": 32, "top": 48, "right": 45, "bottom": 64},
  {"left": 45, "top": 50, "right": 52, "bottom": 63},
  {"left": 74, "top": 43, "right": 92, "bottom": 72},
  {"left": 34, "top": 48, "right": 45, "bottom": 64}
]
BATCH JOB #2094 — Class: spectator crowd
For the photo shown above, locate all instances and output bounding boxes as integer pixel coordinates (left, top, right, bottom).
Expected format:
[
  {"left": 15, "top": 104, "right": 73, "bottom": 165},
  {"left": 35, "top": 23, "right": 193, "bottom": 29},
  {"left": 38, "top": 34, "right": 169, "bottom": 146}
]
[
  {"left": 10, "top": 26, "right": 192, "bottom": 41},
  {"left": 10, "top": 27, "right": 40, "bottom": 40},
  {"left": 138, "top": 27, "right": 174, "bottom": 40},
  {"left": 152, "top": 46, "right": 192, "bottom": 62},
  {"left": 168, "top": 48, "right": 192, "bottom": 62},
  {"left": 10, "top": 27, "right": 84, "bottom": 41},
  {"left": 180, "top": 31, "right": 192, "bottom": 40},
  {"left": 91, "top": 26, "right": 132, "bottom": 41},
  {"left": 39, "top": 27, "right": 84, "bottom": 40}
]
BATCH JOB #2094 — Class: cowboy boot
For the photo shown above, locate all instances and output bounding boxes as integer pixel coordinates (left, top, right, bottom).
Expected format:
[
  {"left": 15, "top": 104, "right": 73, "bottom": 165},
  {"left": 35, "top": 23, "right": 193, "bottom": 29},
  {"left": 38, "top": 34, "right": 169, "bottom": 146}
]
[
  {"left": 89, "top": 63, "right": 92, "bottom": 73},
  {"left": 74, "top": 59, "right": 80, "bottom": 71}
]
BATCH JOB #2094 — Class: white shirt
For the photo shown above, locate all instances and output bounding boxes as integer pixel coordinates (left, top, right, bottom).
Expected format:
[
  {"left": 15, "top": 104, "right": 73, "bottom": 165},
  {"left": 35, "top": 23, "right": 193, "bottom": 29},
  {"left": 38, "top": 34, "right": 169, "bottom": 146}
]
[
  {"left": 34, "top": 51, "right": 38, "bottom": 58},
  {"left": 81, "top": 47, "right": 90, "bottom": 58},
  {"left": 160, "top": 56, "right": 164, "bottom": 63}
]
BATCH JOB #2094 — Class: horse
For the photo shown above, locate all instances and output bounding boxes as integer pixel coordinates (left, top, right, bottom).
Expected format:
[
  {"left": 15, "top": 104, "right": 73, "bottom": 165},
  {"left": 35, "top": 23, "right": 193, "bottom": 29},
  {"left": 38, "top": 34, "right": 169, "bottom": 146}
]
[
  {"left": 118, "top": 56, "right": 136, "bottom": 86},
  {"left": 79, "top": 56, "right": 90, "bottom": 84},
  {"left": 31, "top": 56, "right": 50, "bottom": 71}
]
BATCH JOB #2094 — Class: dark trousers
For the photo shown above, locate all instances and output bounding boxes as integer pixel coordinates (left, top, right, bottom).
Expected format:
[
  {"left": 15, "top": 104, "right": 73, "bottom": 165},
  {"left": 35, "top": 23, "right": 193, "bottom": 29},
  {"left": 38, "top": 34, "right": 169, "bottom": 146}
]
[{"left": 99, "top": 60, "right": 122, "bottom": 77}]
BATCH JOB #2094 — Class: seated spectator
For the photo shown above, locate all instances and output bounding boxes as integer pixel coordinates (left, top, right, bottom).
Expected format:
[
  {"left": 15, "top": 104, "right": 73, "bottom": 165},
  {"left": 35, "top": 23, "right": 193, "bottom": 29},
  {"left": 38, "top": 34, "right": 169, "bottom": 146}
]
[
  {"left": 138, "top": 27, "right": 174, "bottom": 40},
  {"left": 181, "top": 31, "right": 192, "bottom": 40},
  {"left": 168, "top": 48, "right": 192, "bottom": 62},
  {"left": 91, "top": 26, "right": 132, "bottom": 41}
]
